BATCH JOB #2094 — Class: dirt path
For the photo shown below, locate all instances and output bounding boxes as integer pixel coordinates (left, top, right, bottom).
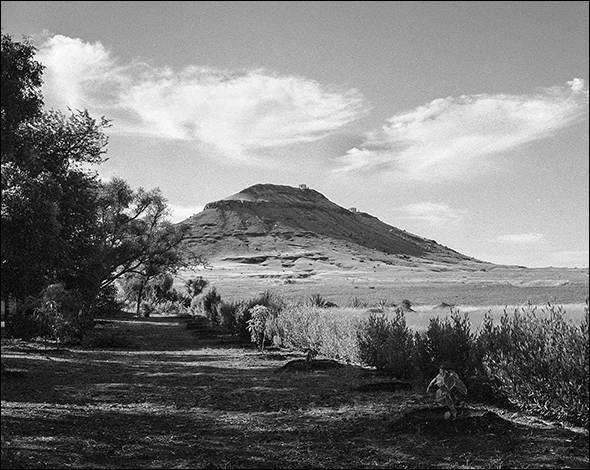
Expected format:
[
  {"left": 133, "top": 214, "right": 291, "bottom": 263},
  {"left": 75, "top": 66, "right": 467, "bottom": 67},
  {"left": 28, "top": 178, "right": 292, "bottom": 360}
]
[{"left": 1, "top": 314, "right": 588, "bottom": 469}]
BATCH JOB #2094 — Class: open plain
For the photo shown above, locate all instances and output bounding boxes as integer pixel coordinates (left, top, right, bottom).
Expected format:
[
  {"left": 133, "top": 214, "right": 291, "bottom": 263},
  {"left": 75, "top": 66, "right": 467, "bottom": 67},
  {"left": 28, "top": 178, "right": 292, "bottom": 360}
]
[{"left": 177, "top": 257, "right": 589, "bottom": 330}]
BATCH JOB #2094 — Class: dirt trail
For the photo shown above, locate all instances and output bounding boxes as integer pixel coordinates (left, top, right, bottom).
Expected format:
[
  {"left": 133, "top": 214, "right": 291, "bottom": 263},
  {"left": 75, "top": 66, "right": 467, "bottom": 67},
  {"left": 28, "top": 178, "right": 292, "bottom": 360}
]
[
  {"left": 1, "top": 313, "right": 588, "bottom": 469},
  {"left": 95, "top": 314, "right": 214, "bottom": 350}
]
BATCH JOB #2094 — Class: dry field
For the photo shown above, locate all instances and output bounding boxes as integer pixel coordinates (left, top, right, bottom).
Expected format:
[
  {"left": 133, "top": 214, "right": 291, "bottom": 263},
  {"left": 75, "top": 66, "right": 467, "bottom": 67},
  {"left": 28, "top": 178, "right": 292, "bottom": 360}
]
[
  {"left": 2, "top": 311, "right": 589, "bottom": 469},
  {"left": 177, "top": 258, "right": 589, "bottom": 326}
]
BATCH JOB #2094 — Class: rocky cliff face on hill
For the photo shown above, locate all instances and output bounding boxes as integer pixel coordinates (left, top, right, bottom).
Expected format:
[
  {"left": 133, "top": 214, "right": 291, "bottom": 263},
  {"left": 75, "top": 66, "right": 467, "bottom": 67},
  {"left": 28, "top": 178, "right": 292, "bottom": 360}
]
[{"left": 179, "top": 184, "right": 489, "bottom": 267}]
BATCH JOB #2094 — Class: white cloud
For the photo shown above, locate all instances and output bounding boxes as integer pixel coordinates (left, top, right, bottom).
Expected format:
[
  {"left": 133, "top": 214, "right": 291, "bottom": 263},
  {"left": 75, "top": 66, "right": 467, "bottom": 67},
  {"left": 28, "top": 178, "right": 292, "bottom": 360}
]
[
  {"left": 334, "top": 80, "right": 589, "bottom": 181},
  {"left": 167, "top": 204, "right": 204, "bottom": 223},
  {"left": 495, "top": 233, "right": 544, "bottom": 244},
  {"left": 36, "top": 35, "right": 366, "bottom": 161},
  {"left": 397, "top": 202, "right": 467, "bottom": 226}
]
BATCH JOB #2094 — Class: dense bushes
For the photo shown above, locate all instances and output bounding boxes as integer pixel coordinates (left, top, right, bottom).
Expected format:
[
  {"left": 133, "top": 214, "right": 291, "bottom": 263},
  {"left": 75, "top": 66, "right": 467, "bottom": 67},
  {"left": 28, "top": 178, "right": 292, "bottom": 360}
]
[
  {"left": 186, "top": 285, "right": 589, "bottom": 427},
  {"left": 357, "top": 311, "right": 413, "bottom": 378},
  {"left": 477, "top": 303, "right": 589, "bottom": 427},
  {"left": 6, "top": 283, "right": 90, "bottom": 344},
  {"left": 197, "top": 289, "right": 285, "bottom": 345},
  {"left": 414, "top": 310, "right": 475, "bottom": 383},
  {"left": 276, "top": 304, "right": 360, "bottom": 362}
]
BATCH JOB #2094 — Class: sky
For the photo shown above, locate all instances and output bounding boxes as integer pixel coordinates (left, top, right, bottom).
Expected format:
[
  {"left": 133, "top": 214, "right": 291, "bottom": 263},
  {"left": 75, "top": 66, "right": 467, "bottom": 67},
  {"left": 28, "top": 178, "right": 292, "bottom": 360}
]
[{"left": 2, "top": 1, "right": 589, "bottom": 268}]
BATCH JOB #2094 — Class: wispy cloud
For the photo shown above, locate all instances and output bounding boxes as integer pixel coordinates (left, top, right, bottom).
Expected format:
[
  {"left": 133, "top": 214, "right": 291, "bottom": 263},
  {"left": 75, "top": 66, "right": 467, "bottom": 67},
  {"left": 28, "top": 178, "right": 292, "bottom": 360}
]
[
  {"left": 36, "top": 35, "right": 366, "bottom": 161},
  {"left": 168, "top": 204, "right": 204, "bottom": 223},
  {"left": 396, "top": 202, "right": 467, "bottom": 226},
  {"left": 334, "top": 79, "right": 589, "bottom": 181},
  {"left": 495, "top": 233, "right": 544, "bottom": 244}
]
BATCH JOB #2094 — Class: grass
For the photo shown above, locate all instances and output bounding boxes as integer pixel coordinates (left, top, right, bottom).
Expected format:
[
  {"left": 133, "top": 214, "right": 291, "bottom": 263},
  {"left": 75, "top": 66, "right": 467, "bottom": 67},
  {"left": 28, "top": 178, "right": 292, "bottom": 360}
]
[{"left": 1, "top": 312, "right": 588, "bottom": 469}]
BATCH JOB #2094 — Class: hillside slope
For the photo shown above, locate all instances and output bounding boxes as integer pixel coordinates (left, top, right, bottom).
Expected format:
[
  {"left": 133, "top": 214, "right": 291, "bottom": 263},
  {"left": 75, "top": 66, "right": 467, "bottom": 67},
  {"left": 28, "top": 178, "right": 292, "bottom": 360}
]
[{"left": 179, "top": 184, "right": 488, "bottom": 268}]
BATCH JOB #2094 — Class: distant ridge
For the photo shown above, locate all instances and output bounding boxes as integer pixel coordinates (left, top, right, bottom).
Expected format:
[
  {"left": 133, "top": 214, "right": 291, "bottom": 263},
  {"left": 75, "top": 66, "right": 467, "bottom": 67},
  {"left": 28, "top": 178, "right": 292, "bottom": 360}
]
[{"left": 179, "top": 183, "right": 489, "bottom": 267}]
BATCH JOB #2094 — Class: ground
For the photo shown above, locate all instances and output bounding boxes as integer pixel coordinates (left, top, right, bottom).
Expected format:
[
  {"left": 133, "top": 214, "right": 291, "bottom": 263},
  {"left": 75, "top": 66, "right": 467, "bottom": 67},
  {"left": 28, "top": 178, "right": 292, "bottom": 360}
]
[{"left": 1, "top": 312, "right": 588, "bottom": 469}]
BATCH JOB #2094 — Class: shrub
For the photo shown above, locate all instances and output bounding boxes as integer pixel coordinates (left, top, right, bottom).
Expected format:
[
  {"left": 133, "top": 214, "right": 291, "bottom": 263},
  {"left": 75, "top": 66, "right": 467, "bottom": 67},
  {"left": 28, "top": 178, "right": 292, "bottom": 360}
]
[
  {"left": 414, "top": 309, "right": 474, "bottom": 383},
  {"left": 276, "top": 304, "right": 361, "bottom": 363},
  {"left": 348, "top": 296, "right": 366, "bottom": 308},
  {"left": 200, "top": 287, "right": 222, "bottom": 323},
  {"left": 140, "top": 300, "right": 157, "bottom": 317},
  {"left": 426, "top": 367, "right": 468, "bottom": 419},
  {"left": 357, "top": 313, "right": 392, "bottom": 370},
  {"left": 233, "top": 291, "right": 285, "bottom": 343},
  {"left": 93, "top": 285, "right": 123, "bottom": 317},
  {"left": 247, "top": 305, "right": 272, "bottom": 350},
  {"left": 6, "top": 284, "right": 89, "bottom": 345},
  {"left": 357, "top": 310, "right": 414, "bottom": 379},
  {"left": 153, "top": 299, "right": 190, "bottom": 317},
  {"left": 477, "top": 303, "right": 589, "bottom": 427},
  {"left": 306, "top": 293, "right": 330, "bottom": 308},
  {"left": 185, "top": 276, "right": 208, "bottom": 298},
  {"left": 215, "top": 300, "right": 240, "bottom": 331}
]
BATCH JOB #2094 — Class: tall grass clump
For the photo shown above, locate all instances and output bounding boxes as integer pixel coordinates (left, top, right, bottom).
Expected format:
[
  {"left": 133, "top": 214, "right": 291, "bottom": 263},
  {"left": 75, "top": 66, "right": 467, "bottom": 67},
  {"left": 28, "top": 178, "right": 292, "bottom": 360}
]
[
  {"left": 477, "top": 302, "right": 589, "bottom": 427},
  {"left": 357, "top": 310, "right": 414, "bottom": 379},
  {"left": 348, "top": 296, "right": 366, "bottom": 308},
  {"left": 276, "top": 304, "right": 361, "bottom": 363}
]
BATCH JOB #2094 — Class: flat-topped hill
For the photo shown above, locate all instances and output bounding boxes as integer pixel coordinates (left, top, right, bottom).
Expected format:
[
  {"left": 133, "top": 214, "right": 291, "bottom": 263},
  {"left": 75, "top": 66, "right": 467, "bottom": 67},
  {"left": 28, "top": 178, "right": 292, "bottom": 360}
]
[{"left": 179, "top": 183, "right": 487, "bottom": 267}]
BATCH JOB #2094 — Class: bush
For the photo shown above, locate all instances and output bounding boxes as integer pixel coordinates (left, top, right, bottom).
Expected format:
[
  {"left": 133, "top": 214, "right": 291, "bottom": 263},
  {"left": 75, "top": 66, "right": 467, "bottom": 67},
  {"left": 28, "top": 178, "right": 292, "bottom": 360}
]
[
  {"left": 477, "top": 303, "right": 589, "bottom": 427},
  {"left": 357, "top": 310, "right": 414, "bottom": 379},
  {"left": 6, "top": 284, "right": 89, "bottom": 345},
  {"left": 233, "top": 291, "right": 285, "bottom": 343},
  {"left": 247, "top": 305, "right": 271, "bottom": 350},
  {"left": 306, "top": 293, "right": 330, "bottom": 308},
  {"left": 215, "top": 300, "right": 240, "bottom": 331},
  {"left": 348, "top": 296, "right": 366, "bottom": 308},
  {"left": 414, "top": 309, "right": 474, "bottom": 383},
  {"left": 426, "top": 367, "right": 468, "bottom": 419},
  {"left": 357, "top": 313, "right": 392, "bottom": 370},
  {"left": 276, "top": 304, "right": 361, "bottom": 363},
  {"left": 140, "top": 300, "right": 157, "bottom": 317},
  {"left": 93, "top": 285, "right": 123, "bottom": 317},
  {"left": 200, "top": 287, "right": 222, "bottom": 323},
  {"left": 155, "top": 299, "right": 190, "bottom": 317},
  {"left": 185, "top": 276, "right": 208, "bottom": 298}
]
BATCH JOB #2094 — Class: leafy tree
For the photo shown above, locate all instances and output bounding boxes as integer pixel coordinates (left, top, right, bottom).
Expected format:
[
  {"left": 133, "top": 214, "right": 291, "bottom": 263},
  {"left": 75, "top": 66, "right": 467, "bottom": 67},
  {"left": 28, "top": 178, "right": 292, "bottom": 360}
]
[
  {"left": 89, "top": 177, "right": 194, "bottom": 313},
  {"left": 1, "top": 33, "right": 44, "bottom": 158},
  {"left": 2, "top": 34, "right": 110, "bottom": 306},
  {"left": 1, "top": 33, "right": 201, "bottom": 336}
]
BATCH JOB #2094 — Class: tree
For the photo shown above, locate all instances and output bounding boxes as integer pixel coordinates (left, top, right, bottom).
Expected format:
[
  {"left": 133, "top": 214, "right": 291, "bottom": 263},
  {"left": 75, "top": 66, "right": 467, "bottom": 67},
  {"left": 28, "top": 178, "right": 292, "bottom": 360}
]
[
  {"left": 2, "top": 34, "right": 110, "bottom": 306},
  {"left": 88, "top": 177, "right": 194, "bottom": 314},
  {"left": 1, "top": 33, "right": 201, "bottom": 336},
  {"left": 1, "top": 33, "right": 44, "bottom": 160}
]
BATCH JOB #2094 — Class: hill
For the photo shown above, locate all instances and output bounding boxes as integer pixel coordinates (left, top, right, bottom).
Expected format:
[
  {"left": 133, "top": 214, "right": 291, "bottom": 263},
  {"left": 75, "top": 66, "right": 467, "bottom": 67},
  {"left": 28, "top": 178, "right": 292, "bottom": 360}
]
[{"left": 179, "top": 183, "right": 488, "bottom": 268}]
